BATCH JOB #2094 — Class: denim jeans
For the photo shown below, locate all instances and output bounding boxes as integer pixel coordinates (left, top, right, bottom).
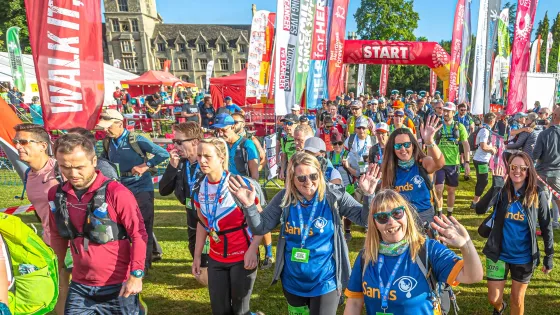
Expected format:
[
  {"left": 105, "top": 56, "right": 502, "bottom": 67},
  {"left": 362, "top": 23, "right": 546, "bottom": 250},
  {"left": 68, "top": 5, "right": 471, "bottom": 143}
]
[{"left": 65, "top": 281, "right": 139, "bottom": 315}]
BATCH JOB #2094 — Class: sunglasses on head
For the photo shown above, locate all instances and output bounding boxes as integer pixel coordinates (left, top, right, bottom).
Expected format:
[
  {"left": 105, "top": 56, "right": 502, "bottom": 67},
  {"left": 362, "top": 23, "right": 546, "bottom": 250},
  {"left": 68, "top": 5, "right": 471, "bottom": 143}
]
[
  {"left": 373, "top": 206, "right": 405, "bottom": 224},
  {"left": 333, "top": 141, "right": 344, "bottom": 146},
  {"left": 394, "top": 142, "right": 412, "bottom": 150},
  {"left": 284, "top": 121, "right": 295, "bottom": 126},
  {"left": 296, "top": 173, "right": 319, "bottom": 183},
  {"left": 12, "top": 139, "right": 43, "bottom": 146},
  {"left": 510, "top": 164, "right": 529, "bottom": 172},
  {"left": 172, "top": 138, "right": 195, "bottom": 145}
]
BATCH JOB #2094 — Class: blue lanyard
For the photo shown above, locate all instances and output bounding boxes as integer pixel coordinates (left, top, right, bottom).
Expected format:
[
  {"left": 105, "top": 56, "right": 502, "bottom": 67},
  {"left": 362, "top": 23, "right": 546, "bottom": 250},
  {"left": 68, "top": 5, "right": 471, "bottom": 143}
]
[
  {"left": 378, "top": 253, "right": 405, "bottom": 310},
  {"left": 185, "top": 161, "right": 200, "bottom": 189},
  {"left": 357, "top": 138, "right": 367, "bottom": 156},
  {"left": 378, "top": 145, "right": 383, "bottom": 163},
  {"left": 296, "top": 195, "right": 321, "bottom": 248},
  {"left": 458, "top": 115, "right": 467, "bottom": 126},
  {"left": 204, "top": 172, "right": 227, "bottom": 231}
]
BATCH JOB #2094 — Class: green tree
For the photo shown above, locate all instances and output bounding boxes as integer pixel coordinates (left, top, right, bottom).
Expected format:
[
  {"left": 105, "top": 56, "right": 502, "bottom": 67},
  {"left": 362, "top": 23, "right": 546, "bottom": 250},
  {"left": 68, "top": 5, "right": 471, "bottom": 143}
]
[
  {"left": 502, "top": 2, "right": 517, "bottom": 46},
  {"left": 550, "top": 12, "right": 560, "bottom": 73},
  {"left": 536, "top": 11, "right": 550, "bottom": 72},
  {"left": 0, "top": 0, "right": 31, "bottom": 53}
]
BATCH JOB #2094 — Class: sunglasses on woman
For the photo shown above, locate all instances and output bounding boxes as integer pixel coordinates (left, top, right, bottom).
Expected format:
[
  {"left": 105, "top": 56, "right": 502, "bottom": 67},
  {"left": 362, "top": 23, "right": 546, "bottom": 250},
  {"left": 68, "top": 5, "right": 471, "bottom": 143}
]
[
  {"left": 393, "top": 142, "right": 412, "bottom": 150},
  {"left": 373, "top": 206, "right": 405, "bottom": 224},
  {"left": 171, "top": 138, "right": 195, "bottom": 145},
  {"left": 510, "top": 164, "right": 529, "bottom": 172},
  {"left": 296, "top": 173, "right": 319, "bottom": 183},
  {"left": 332, "top": 141, "right": 344, "bottom": 146}
]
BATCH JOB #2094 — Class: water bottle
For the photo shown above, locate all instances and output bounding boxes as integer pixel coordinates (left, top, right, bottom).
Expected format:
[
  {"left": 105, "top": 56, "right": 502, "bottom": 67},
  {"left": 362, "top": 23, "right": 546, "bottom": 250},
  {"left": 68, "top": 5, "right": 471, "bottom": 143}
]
[
  {"left": 49, "top": 201, "right": 56, "bottom": 213},
  {"left": 93, "top": 203, "right": 108, "bottom": 221}
]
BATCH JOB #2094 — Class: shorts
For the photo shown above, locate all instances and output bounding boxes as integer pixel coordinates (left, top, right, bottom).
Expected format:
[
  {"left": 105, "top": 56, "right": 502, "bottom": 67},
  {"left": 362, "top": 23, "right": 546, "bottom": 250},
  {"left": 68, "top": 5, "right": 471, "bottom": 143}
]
[
  {"left": 486, "top": 258, "right": 533, "bottom": 284},
  {"left": 435, "top": 165, "right": 459, "bottom": 187}
]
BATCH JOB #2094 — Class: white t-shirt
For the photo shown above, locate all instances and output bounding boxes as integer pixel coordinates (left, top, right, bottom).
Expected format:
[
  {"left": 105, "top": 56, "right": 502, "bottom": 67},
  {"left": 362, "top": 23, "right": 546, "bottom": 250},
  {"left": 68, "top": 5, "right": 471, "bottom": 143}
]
[
  {"left": 473, "top": 128, "right": 492, "bottom": 163},
  {"left": 344, "top": 135, "right": 375, "bottom": 174},
  {"left": 329, "top": 168, "right": 342, "bottom": 183}
]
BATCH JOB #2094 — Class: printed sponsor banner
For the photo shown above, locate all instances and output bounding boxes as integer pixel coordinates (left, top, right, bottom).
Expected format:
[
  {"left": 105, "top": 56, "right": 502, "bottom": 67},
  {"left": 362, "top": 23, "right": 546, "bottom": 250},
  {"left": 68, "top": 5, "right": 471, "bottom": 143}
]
[
  {"left": 506, "top": 0, "right": 538, "bottom": 115},
  {"left": 265, "top": 134, "right": 278, "bottom": 179},
  {"left": 246, "top": 10, "right": 271, "bottom": 98},
  {"left": 6, "top": 27, "right": 26, "bottom": 92},
  {"left": 259, "top": 13, "right": 276, "bottom": 100},
  {"left": 306, "top": 0, "right": 332, "bottom": 110},
  {"left": 546, "top": 32, "right": 553, "bottom": 73},
  {"left": 458, "top": 0, "right": 472, "bottom": 104},
  {"left": 356, "top": 64, "right": 366, "bottom": 96},
  {"left": 482, "top": 0, "right": 501, "bottom": 113},
  {"left": 448, "top": 0, "right": 465, "bottom": 103},
  {"left": 24, "top": 0, "right": 105, "bottom": 131},
  {"left": 497, "top": 8, "right": 510, "bottom": 58},
  {"left": 471, "top": 0, "right": 489, "bottom": 115},
  {"left": 163, "top": 60, "right": 171, "bottom": 72},
  {"left": 206, "top": 60, "right": 214, "bottom": 91},
  {"left": 430, "top": 69, "right": 438, "bottom": 96},
  {"left": 379, "top": 64, "right": 389, "bottom": 96},
  {"left": 294, "top": 0, "right": 317, "bottom": 105},
  {"left": 326, "top": 0, "right": 349, "bottom": 100}
]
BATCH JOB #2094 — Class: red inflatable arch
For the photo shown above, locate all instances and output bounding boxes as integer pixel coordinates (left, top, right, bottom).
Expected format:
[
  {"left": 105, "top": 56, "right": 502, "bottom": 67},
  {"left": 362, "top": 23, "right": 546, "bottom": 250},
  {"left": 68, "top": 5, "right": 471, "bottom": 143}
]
[{"left": 343, "top": 40, "right": 451, "bottom": 99}]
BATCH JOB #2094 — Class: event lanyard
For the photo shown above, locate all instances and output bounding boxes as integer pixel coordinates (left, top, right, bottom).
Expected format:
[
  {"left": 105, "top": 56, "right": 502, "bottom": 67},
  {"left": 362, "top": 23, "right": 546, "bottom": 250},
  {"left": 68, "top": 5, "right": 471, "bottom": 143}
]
[
  {"left": 458, "top": 115, "right": 467, "bottom": 126},
  {"left": 185, "top": 161, "right": 200, "bottom": 189},
  {"left": 378, "top": 253, "right": 405, "bottom": 311},
  {"left": 378, "top": 145, "right": 383, "bottom": 163},
  {"left": 204, "top": 172, "right": 227, "bottom": 231},
  {"left": 296, "top": 195, "right": 321, "bottom": 248},
  {"left": 357, "top": 138, "right": 367, "bottom": 156}
]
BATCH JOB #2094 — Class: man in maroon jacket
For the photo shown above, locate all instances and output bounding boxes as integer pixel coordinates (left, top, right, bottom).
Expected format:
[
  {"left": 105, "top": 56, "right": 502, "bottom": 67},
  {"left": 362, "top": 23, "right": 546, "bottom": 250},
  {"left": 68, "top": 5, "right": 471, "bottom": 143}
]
[{"left": 48, "top": 133, "right": 148, "bottom": 314}]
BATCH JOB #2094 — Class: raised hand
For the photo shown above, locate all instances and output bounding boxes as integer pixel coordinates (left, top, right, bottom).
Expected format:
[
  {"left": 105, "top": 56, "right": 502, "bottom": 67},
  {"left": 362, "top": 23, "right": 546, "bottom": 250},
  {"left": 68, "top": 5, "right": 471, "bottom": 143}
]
[
  {"left": 169, "top": 148, "right": 180, "bottom": 168},
  {"left": 492, "top": 165, "right": 507, "bottom": 180},
  {"left": 430, "top": 215, "right": 471, "bottom": 249},
  {"left": 420, "top": 115, "right": 443, "bottom": 144},
  {"left": 358, "top": 163, "right": 382, "bottom": 196},
  {"left": 228, "top": 175, "right": 256, "bottom": 208}
]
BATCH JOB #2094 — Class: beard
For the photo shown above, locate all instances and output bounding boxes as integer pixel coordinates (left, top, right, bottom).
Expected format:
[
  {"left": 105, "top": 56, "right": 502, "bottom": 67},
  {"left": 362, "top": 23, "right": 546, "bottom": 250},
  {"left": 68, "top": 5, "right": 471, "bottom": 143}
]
[{"left": 71, "top": 172, "right": 97, "bottom": 190}]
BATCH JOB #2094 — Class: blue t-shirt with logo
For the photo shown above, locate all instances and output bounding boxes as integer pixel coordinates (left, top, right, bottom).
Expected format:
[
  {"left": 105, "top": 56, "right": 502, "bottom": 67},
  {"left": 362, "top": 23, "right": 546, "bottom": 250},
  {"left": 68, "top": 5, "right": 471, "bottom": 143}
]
[
  {"left": 227, "top": 137, "right": 259, "bottom": 176},
  {"left": 499, "top": 200, "right": 532, "bottom": 264},
  {"left": 346, "top": 239, "right": 462, "bottom": 315},
  {"left": 395, "top": 164, "right": 432, "bottom": 212},
  {"left": 281, "top": 198, "right": 337, "bottom": 297}
]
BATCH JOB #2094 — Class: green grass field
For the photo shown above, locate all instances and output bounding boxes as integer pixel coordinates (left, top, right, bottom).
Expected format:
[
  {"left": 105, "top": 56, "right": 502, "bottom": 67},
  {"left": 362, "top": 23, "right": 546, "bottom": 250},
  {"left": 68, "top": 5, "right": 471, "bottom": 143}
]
[{"left": 1, "top": 177, "right": 560, "bottom": 315}]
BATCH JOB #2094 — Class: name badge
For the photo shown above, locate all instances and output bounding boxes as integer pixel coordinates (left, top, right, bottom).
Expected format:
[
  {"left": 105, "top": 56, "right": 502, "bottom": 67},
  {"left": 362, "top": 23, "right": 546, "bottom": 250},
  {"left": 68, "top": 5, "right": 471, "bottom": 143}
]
[
  {"left": 210, "top": 230, "right": 220, "bottom": 243},
  {"left": 376, "top": 312, "right": 393, "bottom": 315},
  {"left": 291, "top": 248, "right": 310, "bottom": 263},
  {"left": 185, "top": 197, "right": 193, "bottom": 210}
]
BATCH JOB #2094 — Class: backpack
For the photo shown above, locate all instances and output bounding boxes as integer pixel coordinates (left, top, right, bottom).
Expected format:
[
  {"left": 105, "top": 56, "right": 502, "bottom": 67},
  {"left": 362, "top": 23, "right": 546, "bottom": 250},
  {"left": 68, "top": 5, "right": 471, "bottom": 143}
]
[
  {"left": 359, "top": 242, "right": 459, "bottom": 315},
  {"left": 347, "top": 134, "right": 376, "bottom": 157},
  {"left": 469, "top": 126, "right": 492, "bottom": 151},
  {"left": 435, "top": 121, "right": 461, "bottom": 145},
  {"left": 232, "top": 137, "right": 251, "bottom": 177},
  {"left": 102, "top": 131, "right": 158, "bottom": 176},
  {"left": 0, "top": 213, "right": 59, "bottom": 315}
]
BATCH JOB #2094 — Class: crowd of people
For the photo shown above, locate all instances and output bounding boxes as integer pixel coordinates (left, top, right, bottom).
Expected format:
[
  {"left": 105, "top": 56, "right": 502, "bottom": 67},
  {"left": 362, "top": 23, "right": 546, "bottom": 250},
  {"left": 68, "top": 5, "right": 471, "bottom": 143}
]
[{"left": 1, "top": 88, "right": 559, "bottom": 315}]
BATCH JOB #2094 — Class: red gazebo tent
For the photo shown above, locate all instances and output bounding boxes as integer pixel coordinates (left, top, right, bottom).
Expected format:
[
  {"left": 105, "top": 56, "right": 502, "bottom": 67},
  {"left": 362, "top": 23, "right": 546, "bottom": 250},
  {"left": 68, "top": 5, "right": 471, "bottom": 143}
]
[
  {"left": 209, "top": 69, "right": 260, "bottom": 107},
  {"left": 121, "top": 70, "right": 196, "bottom": 97}
]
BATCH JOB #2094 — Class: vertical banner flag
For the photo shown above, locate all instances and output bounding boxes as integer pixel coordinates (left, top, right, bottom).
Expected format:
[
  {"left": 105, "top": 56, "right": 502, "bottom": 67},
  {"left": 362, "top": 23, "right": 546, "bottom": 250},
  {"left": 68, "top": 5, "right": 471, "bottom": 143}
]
[
  {"left": 379, "top": 64, "right": 389, "bottom": 96},
  {"left": 6, "top": 27, "right": 26, "bottom": 92},
  {"left": 458, "top": 0, "right": 472, "bottom": 104},
  {"left": 497, "top": 8, "right": 510, "bottom": 93},
  {"left": 206, "top": 60, "right": 214, "bottom": 91},
  {"left": 448, "top": 0, "right": 465, "bottom": 103},
  {"left": 529, "top": 37, "right": 540, "bottom": 72},
  {"left": 545, "top": 32, "right": 553, "bottom": 73},
  {"left": 294, "top": 0, "right": 317, "bottom": 106},
  {"left": 24, "top": 0, "right": 105, "bottom": 131},
  {"left": 506, "top": 0, "right": 538, "bottom": 115},
  {"left": 326, "top": 0, "right": 350, "bottom": 100},
  {"left": 306, "top": 0, "right": 333, "bottom": 110},
  {"left": 356, "top": 64, "right": 366, "bottom": 96},
  {"left": 430, "top": 69, "right": 438, "bottom": 96},
  {"left": 535, "top": 34, "right": 542, "bottom": 72},
  {"left": 163, "top": 60, "right": 171, "bottom": 72},
  {"left": 471, "top": 0, "right": 489, "bottom": 114},
  {"left": 260, "top": 13, "right": 276, "bottom": 101},
  {"left": 482, "top": 0, "right": 501, "bottom": 113},
  {"left": 246, "top": 10, "right": 271, "bottom": 98}
]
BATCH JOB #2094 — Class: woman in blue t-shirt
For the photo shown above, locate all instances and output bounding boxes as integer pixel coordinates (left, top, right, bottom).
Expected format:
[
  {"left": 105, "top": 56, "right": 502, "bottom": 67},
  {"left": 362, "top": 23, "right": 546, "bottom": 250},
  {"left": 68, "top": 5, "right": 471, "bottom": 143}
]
[
  {"left": 380, "top": 115, "right": 446, "bottom": 224},
  {"left": 344, "top": 190, "right": 483, "bottom": 315},
  {"left": 229, "top": 152, "right": 382, "bottom": 315},
  {"left": 475, "top": 152, "right": 554, "bottom": 315}
]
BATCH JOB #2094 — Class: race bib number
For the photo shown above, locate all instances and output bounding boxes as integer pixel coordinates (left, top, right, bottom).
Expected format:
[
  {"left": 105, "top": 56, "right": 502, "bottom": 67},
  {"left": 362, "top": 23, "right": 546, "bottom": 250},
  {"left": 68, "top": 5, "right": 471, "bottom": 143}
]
[
  {"left": 376, "top": 313, "right": 394, "bottom": 315},
  {"left": 291, "top": 248, "right": 310, "bottom": 263},
  {"left": 486, "top": 258, "right": 506, "bottom": 279},
  {"left": 185, "top": 197, "right": 192, "bottom": 209}
]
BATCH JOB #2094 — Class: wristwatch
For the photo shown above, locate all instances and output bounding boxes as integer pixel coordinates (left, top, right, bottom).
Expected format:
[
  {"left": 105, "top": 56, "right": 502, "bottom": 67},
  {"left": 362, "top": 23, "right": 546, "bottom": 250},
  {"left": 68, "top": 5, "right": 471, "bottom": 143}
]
[
  {"left": 130, "top": 269, "right": 145, "bottom": 278},
  {"left": 146, "top": 161, "right": 153, "bottom": 168}
]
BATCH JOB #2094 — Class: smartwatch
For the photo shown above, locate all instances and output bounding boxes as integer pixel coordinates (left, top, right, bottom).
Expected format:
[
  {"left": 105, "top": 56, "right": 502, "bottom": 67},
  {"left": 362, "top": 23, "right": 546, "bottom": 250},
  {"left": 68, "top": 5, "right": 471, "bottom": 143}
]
[{"left": 130, "top": 269, "right": 145, "bottom": 278}]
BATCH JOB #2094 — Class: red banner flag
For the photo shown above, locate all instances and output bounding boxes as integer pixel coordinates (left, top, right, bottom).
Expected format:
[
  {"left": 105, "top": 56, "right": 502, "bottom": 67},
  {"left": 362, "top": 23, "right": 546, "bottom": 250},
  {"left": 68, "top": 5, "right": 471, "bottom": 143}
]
[
  {"left": 24, "top": 0, "right": 105, "bottom": 131},
  {"left": 379, "top": 64, "right": 389, "bottom": 96},
  {"left": 430, "top": 69, "right": 438, "bottom": 96},
  {"left": 506, "top": 0, "right": 538, "bottom": 115},
  {"left": 448, "top": 0, "right": 465, "bottom": 103},
  {"left": 327, "top": 0, "right": 350, "bottom": 99},
  {"left": 163, "top": 60, "right": 171, "bottom": 72}
]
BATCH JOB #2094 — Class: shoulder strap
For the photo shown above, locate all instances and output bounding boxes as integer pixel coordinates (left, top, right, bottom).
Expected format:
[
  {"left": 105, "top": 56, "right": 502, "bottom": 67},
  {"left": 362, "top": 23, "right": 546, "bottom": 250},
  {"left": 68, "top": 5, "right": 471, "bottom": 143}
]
[
  {"left": 348, "top": 134, "right": 356, "bottom": 150},
  {"left": 416, "top": 242, "right": 437, "bottom": 292},
  {"left": 102, "top": 137, "right": 110, "bottom": 157},
  {"left": 53, "top": 161, "right": 63, "bottom": 184},
  {"left": 128, "top": 132, "right": 147, "bottom": 161},
  {"left": 360, "top": 249, "right": 366, "bottom": 278},
  {"left": 418, "top": 162, "right": 434, "bottom": 191}
]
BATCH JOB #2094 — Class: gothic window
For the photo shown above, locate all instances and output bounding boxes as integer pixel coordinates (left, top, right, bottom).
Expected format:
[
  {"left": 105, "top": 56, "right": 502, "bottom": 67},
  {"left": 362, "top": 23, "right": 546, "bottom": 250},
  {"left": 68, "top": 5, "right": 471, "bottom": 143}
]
[
  {"left": 219, "top": 44, "right": 227, "bottom": 52},
  {"left": 123, "top": 57, "right": 134, "bottom": 70},
  {"left": 178, "top": 43, "right": 186, "bottom": 52},
  {"left": 239, "top": 44, "right": 247, "bottom": 53},
  {"left": 112, "top": 19, "right": 119, "bottom": 32},
  {"left": 179, "top": 59, "right": 189, "bottom": 70},
  {"left": 131, "top": 19, "right": 139, "bottom": 32},
  {"left": 157, "top": 43, "right": 166, "bottom": 52},
  {"left": 219, "top": 59, "right": 229, "bottom": 71},
  {"left": 199, "top": 59, "right": 208, "bottom": 70},
  {"left": 118, "top": 0, "right": 129, "bottom": 12},
  {"left": 198, "top": 44, "right": 207, "bottom": 53},
  {"left": 122, "top": 41, "right": 131, "bottom": 52},
  {"left": 239, "top": 59, "right": 247, "bottom": 69},
  {"left": 159, "top": 58, "right": 166, "bottom": 70},
  {"left": 120, "top": 22, "right": 130, "bottom": 32}
]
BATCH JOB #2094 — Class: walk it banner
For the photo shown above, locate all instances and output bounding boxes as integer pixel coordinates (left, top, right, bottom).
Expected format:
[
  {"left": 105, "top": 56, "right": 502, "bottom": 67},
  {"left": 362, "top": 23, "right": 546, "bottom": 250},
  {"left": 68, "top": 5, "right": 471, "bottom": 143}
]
[
  {"left": 306, "top": 0, "right": 332, "bottom": 110},
  {"left": 246, "top": 10, "right": 271, "bottom": 98},
  {"left": 6, "top": 27, "right": 26, "bottom": 92},
  {"left": 448, "top": 0, "right": 465, "bottom": 103},
  {"left": 24, "top": 0, "right": 105, "bottom": 131},
  {"left": 482, "top": 0, "right": 501, "bottom": 113},
  {"left": 379, "top": 64, "right": 389, "bottom": 96},
  {"left": 294, "top": 0, "right": 317, "bottom": 105},
  {"left": 506, "top": 0, "right": 539, "bottom": 115},
  {"left": 458, "top": 0, "right": 472, "bottom": 104},
  {"left": 430, "top": 69, "right": 438, "bottom": 96},
  {"left": 471, "top": 0, "right": 489, "bottom": 115},
  {"left": 326, "top": 0, "right": 349, "bottom": 100}
]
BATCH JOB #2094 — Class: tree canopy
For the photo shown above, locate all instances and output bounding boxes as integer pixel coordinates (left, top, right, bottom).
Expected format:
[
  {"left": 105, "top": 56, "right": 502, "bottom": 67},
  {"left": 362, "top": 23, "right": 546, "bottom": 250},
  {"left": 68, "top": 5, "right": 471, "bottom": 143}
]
[{"left": 0, "top": 0, "right": 31, "bottom": 53}]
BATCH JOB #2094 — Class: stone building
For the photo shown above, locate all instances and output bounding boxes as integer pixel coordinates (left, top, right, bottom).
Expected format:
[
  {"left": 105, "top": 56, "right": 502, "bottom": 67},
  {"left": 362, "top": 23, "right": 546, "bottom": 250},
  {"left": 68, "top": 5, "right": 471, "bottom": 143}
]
[{"left": 103, "top": 0, "right": 251, "bottom": 89}]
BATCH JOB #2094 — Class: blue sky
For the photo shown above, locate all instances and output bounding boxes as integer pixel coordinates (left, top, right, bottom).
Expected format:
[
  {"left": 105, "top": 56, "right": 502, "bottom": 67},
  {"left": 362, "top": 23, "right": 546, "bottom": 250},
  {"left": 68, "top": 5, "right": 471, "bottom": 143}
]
[{"left": 116, "top": 0, "right": 557, "bottom": 41}]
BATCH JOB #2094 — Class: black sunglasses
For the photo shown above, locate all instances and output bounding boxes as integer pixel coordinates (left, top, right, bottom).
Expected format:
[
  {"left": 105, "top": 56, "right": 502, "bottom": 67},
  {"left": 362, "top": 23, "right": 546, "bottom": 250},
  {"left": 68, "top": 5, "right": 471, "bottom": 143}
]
[
  {"left": 356, "top": 126, "right": 367, "bottom": 130},
  {"left": 13, "top": 139, "right": 44, "bottom": 146},
  {"left": 296, "top": 173, "right": 319, "bottom": 183},
  {"left": 332, "top": 141, "right": 344, "bottom": 146},
  {"left": 172, "top": 138, "right": 196, "bottom": 145},
  {"left": 373, "top": 206, "right": 405, "bottom": 224},
  {"left": 284, "top": 121, "right": 295, "bottom": 126},
  {"left": 394, "top": 142, "right": 412, "bottom": 150}
]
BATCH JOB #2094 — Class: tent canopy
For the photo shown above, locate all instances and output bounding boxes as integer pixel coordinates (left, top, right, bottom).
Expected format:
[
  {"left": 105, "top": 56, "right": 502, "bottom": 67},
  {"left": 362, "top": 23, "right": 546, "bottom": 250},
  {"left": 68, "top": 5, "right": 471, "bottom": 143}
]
[
  {"left": 210, "top": 68, "right": 258, "bottom": 107},
  {"left": 121, "top": 70, "right": 196, "bottom": 97}
]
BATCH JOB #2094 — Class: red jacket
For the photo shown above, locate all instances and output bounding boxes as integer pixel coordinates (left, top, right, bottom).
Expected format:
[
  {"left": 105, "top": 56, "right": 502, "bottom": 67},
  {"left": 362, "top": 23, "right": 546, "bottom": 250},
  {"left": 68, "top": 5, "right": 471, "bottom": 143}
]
[{"left": 48, "top": 172, "right": 148, "bottom": 286}]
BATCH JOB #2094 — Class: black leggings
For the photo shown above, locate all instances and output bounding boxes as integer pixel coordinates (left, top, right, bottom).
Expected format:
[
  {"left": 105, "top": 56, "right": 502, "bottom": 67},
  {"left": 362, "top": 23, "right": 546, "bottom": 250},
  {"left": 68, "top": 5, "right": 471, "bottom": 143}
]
[
  {"left": 474, "top": 160, "right": 489, "bottom": 197},
  {"left": 207, "top": 258, "right": 257, "bottom": 315},
  {"left": 282, "top": 287, "right": 339, "bottom": 315}
]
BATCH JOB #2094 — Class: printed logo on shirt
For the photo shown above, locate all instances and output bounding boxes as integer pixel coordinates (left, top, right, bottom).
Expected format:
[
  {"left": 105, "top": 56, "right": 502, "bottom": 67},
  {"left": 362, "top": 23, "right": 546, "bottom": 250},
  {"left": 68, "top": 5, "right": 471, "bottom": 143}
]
[
  {"left": 284, "top": 222, "right": 315, "bottom": 236},
  {"left": 362, "top": 282, "right": 397, "bottom": 300},
  {"left": 313, "top": 217, "right": 328, "bottom": 233},
  {"left": 395, "top": 182, "right": 414, "bottom": 192},
  {"left": 411, "top": 175, "right": 424, "bottom": 188},
  {"left": 394, "top": 276, "right": 418, "bottom": 298},
  {"left": 506, "top": 211, "right": 525, "bottom": 221}
]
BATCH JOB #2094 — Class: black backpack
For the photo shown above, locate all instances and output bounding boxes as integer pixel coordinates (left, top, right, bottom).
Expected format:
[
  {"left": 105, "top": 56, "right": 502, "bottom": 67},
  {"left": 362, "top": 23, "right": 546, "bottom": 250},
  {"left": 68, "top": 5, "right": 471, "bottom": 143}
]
[{"left": 435, "top": 121, "right": 461, "bottom": 145}]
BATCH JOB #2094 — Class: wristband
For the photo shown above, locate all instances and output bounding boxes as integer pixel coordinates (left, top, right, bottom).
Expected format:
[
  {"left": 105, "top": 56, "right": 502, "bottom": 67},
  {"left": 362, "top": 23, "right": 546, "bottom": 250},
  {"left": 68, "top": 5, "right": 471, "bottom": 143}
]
[{"left": 425, "top": 142, "right": 436, "bottom": 148}]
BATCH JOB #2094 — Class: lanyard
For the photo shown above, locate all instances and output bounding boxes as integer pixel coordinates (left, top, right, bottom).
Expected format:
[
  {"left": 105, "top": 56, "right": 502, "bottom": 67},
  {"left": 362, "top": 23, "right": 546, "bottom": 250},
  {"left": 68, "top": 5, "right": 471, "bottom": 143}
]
[
  {"left": 204, "top": 172, "right": 227, "bottom": 231},
  {"left": 296, "top": 195, "right": 321, "bottom": 248},
  {"left": 457, "top": 115, "right": 467, "bottom": 126},
  {"left": 378, "top": 145, "right": 383, "bottom": 163},
  {"left": 357, "top": 138, "right": 367, "bottom": 156},
  {"left": 378, "top": 253, "right": 405, "bottom": 311},
  {"left": 185, "top": 161, "right": 200, "bottom": 190}
]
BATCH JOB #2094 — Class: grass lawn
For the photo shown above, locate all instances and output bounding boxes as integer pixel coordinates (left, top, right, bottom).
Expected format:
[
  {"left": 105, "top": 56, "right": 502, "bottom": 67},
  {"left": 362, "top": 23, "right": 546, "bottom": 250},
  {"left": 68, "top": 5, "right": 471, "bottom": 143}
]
[{"left": 1, "top": 177, "right": 560, "bottom": 315}]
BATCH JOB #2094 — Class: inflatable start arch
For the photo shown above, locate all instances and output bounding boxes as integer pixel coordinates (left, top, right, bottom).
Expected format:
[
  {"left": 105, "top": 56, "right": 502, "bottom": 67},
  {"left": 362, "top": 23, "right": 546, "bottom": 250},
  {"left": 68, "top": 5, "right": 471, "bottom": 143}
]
[{"left": 343, "top": 40, "right": 451, "bottom": 100}]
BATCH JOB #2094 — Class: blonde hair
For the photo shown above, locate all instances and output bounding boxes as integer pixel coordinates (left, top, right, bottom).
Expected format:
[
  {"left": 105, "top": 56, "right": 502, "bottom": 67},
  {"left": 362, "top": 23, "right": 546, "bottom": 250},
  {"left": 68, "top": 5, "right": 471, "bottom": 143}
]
[
  {"left": 199, "top": 137, "right": 229, "bottom": 171},
  {"left": 280, "top": 152, "right": 326, "bottom": 208},
  {"left": 294, "top": 124, "right": 314, "bottom": 137},
  {"left": 364, "top": 190, "right": 425, "bottom": 266}
]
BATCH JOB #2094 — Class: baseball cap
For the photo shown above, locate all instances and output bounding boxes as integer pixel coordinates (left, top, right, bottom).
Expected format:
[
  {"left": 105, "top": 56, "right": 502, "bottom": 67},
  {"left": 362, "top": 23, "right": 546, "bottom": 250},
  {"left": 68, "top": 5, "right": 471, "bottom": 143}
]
[
  {"left": 299, "top": 115, "right": 309, "bottom": 123},
  {"left": 292, "top": 104, "right": 301, "bottom": 111},
  {"left": 371, "top": 99, "right": 379, "bottom": 104},
  {"left": 344, "top": 95, "right": 351, "bottom": 101},
  {"left": 350, "top": 101, "right": 362, "bottom": 108},
  {"left": 224, "top": 96, "right": 232, "bottom": 101},
  {"left": 281, "top": 114, "right": 299, "bottom": 123},
  {"left": 405, "top": 90, "right": 413, "bottom": 95},
  {"left": 391, "top": 90, "right": 399, "bottom": 95},
  {"left": 513, "top": 112, "right": 528, "bottom": 120},
  {"left": 442, "top": 102, "right": 456, "bottom": 111},
  {"left": 96, "top": 109, "right": 124, "bottom": 129},
  {"left": 355, "top": 117, "right": 369, "bottom": 128},
  {"left": 379, "top": 97, "right": 386, "bottom": 103},
  {"left": 419, "top": 91, "right": 426, "bottom": 97},
  {"left": 393, "top": 100, "right": 405, "bottom": 109},
  {"left": 212, "top": 113, "right": 235, "bottom": 129},
  {"left": 376, "top": 123, "right": 389, "bottom": 133},
  {"left": 304, "top": 137, "right": 327, "bottom": 153},
  {"left": 394, "top": 109, "right": 405, "bottom": 117}
]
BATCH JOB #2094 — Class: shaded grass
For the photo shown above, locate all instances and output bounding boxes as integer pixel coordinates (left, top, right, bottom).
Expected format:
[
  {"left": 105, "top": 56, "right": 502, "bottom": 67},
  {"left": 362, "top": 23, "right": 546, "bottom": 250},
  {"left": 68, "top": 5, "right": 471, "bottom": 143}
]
[{"left": 2, "top": 176, "right": 560, "bottom": 314}]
